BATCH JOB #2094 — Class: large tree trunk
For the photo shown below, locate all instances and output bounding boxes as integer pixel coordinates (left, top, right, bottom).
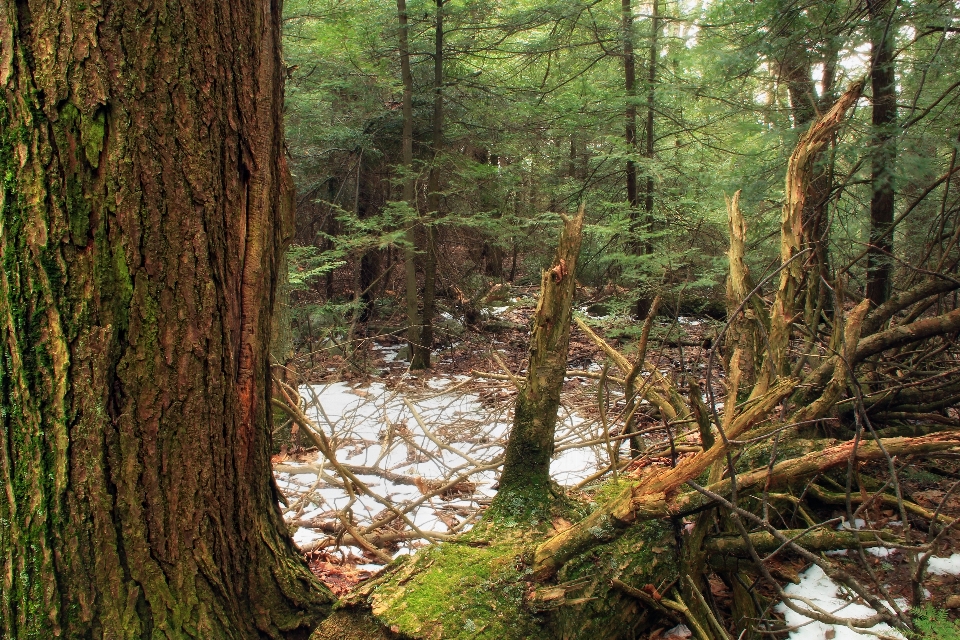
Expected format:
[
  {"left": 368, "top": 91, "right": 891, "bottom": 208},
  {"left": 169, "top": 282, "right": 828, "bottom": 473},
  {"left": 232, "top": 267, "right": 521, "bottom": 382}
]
[{"left": 0, "top": 2, "right": 333, "bottom": 637}]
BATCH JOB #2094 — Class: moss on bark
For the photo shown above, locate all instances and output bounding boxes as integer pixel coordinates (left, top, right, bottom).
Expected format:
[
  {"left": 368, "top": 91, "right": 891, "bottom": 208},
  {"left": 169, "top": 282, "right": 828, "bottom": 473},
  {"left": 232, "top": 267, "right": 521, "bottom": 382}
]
[{"left": 0, "top": 2, "right": 333, "bottom": 637}]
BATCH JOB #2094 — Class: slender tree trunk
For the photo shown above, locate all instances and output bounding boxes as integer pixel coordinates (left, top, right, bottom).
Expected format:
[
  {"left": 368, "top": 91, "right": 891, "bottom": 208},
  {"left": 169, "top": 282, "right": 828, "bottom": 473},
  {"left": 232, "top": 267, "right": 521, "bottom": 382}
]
[
  {"left": 866, "top": 0, "right": 898, "bottom": 306},
  {"left": 626, "top": 0, "right": 658, "bottom": 317},
  {"left": 495, "top": 208, "right": 585, "bottom": 503},
  {"left": 397, "top": 0, "right": 422, "bottom": 365},
  {"left": 642, "top": 0, "right": 659, "bottom": 254},
  {"left": 0, "top": 2, "right": 334, "bottom": 637},
  {"left": 356, "top": 155, "right": 385, "bottom": 323},
  {"left": 623, "top": 0, "right": 639, "bottom": 246},
  {"left": 411, "top": 0, "right": 445, "bottom": 370}
]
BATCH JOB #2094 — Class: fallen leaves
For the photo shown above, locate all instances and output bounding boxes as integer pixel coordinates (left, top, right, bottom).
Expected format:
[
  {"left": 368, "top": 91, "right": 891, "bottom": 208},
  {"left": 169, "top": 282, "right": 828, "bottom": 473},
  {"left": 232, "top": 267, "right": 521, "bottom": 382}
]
[{"left": 306, "top": 551, "right": 377, "bottom": 596}]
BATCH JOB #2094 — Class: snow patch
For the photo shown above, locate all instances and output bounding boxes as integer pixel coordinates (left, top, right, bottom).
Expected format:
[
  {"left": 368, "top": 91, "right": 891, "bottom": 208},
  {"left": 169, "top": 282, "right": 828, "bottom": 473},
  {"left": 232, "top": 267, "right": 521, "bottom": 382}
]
[
  {"left": 926, "top": 553, "right": 960, "bottom": 576},
  {"left": 776, "top": 565, "right": 905, "bottom": 640}
]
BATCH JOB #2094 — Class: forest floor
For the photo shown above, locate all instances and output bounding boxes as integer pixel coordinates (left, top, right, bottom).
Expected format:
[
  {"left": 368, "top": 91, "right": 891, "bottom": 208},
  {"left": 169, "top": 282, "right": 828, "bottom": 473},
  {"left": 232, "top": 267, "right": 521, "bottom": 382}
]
[{"left": 273, "top": 285, "right": 960, "bottom": 637}]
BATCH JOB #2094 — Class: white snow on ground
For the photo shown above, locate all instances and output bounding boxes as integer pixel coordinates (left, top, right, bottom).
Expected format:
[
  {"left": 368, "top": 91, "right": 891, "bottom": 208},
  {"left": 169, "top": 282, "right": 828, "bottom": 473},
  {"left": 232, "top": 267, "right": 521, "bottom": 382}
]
[
  {"left": 776, "top": 565, "right": 906, "bottom": 640},
  {"left": 777, "top": 555, "right": 960, "bottom": 639},
  {"left": 926, "top": 553, "right": 960, "bottom": 576},
  {"left": 274, "top": 378, "right": 612, "bottom": 564},
  {"left": 371, "top": 343, "right": 401, "bottom": 363}
]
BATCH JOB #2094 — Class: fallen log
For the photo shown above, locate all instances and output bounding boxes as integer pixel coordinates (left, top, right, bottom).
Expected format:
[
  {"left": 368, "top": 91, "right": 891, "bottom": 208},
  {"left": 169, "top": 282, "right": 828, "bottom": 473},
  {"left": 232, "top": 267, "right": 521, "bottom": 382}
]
[
  {"left": 533, "top": 431, "right": 960, "bottom": 580},
  {"left": 704, "top": 528, "right": 899, "bottom": 556},
  {"left": 798, "top": 306, "right": 960, "bottom": 404}
]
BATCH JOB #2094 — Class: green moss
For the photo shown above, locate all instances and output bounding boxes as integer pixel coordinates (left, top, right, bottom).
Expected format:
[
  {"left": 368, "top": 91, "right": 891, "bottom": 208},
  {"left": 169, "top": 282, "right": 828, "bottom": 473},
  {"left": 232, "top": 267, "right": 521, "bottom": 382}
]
[
  {"left": 80, "top": 109, "right": 106, "bottom": 169},
  {"left": 368, "top": 539, "right": 542, "bottom": 639},
  {"left": 548, "top": 518, "right": 678, "bottom": 640},
  {"left": 483, "top": 487, "right": 554, "bottom": 529},
  {"left": 587, "top": 477, "right": 640, "bottom": 506},
  {"left": 737, "top": 437, "right": 831, "bottom": 474}
]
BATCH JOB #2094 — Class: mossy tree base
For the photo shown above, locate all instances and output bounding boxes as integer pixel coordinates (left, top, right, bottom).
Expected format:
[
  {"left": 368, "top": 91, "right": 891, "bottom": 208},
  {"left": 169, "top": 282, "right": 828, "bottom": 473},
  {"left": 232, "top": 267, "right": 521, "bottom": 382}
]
[{"left": 310, "top": 487, "right": 679, "bottom": 640}]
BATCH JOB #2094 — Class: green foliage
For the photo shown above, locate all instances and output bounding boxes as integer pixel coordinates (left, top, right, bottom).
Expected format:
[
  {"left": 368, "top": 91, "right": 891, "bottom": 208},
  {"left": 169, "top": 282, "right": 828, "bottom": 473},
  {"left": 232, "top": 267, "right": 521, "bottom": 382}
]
[
  {"left": 287, "top": 245, "right": 344, "bottom": 292},
  {"left": 911, "top": 606, "right": 960, "bottom": 640},
  {"left": 282, "top": 0, "right": 960, "bottom": 313}
]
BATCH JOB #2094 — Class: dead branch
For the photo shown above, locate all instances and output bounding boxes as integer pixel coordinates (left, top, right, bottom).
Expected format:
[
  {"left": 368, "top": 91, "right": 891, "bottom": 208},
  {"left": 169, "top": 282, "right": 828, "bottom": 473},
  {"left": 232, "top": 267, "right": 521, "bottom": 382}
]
[
  {"left": 800, "top": 306, "right": 960, "bottom": 402},
  {"left": 532, "top": 431, "right": 959, "bottom": 580},
  {"left": 754, "top": 80, "right": 864, "bottom": 399},
  {"left": 704, "top": 529, "right": 899, "bottom": 556}
]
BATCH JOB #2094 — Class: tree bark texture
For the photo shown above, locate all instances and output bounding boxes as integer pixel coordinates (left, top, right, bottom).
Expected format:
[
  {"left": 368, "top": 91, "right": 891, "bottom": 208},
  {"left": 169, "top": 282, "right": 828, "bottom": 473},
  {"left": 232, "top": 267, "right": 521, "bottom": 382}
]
[
  {"left": 753, "top": 80, "right": 862, "bottom": 398},
  {"left": 866, "top": 0, "right": 897, "bottom": 305},
  {"left": 496, "top": 207, "right": 585, "bottom": 498},
  {"left": 0, "top": 2, "right": 333, "bottom": 637},
  {"left": 724, "top": 190, "right": 765, "bottom": 388},
  {"left": 396, "top": 0, "right": 423, "bottom": 369},
  {"left": 781, "top": 34, "right": 839, "bottom": 326}
]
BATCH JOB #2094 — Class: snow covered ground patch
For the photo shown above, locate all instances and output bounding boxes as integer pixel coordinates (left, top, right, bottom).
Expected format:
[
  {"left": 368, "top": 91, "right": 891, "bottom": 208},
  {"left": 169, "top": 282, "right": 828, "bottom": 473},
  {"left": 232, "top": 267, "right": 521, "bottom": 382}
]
[
  {"left": 777, "top": 565, "right": 907, "bottom": 640},
  {"left": 777, "top": 555, "right": 960, "bottom": 639},
  {"left": 273, "top": 378, "right": 611, "bottom": 564},
  {"left": 926, "top": 553, "right": 960, "bottom": 576}
]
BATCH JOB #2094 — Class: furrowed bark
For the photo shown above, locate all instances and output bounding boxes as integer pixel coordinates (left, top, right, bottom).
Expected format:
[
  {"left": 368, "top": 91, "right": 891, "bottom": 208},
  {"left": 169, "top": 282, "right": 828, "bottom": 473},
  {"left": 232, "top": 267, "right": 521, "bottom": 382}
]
[{"left": 0, "top": 2, "right": 333, "bottom": 637}]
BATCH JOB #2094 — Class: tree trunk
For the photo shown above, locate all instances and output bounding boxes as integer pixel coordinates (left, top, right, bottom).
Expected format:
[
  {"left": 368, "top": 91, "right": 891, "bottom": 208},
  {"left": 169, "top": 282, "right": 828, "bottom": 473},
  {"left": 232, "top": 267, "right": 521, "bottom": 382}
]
[
  {"left": 753, "top": 80, "right": 863, "bottom": 398},
  {"left": 0, "top": 1, "right": 333, "bottom": 638},
  {"left": 724, "top": 191, "right": 765, "bottom": 388},
  {"left": 623, "top": 0, "right": 639, "bottom": 242},
  {"left": 866, "top": 0, "right": 897, "bottom": 306},
  {"left": 642, "top": 0, "right": 658, "bottom": 253},
  {"left": 495, "top": 207, "right": 585, "bottom": 502},
  {"left": 411, "top": 0, "right": 445, "bottom": 370},
  {"left": 778, "top": 29, "right": 839, "bottom": 329},
  {"left": 397, "top": 0, "right": 423, "bottom": 368}
]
